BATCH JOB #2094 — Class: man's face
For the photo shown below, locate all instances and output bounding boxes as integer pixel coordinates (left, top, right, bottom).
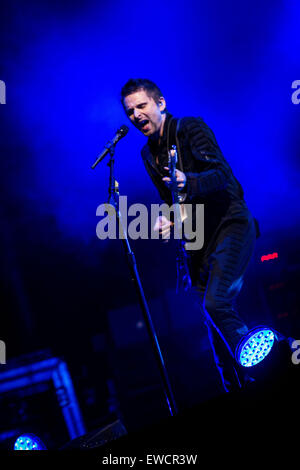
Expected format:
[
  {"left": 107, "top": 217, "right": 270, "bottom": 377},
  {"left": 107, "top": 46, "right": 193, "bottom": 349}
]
[{"left": 123, "top": 89, "right": 166, "bottom": 137}]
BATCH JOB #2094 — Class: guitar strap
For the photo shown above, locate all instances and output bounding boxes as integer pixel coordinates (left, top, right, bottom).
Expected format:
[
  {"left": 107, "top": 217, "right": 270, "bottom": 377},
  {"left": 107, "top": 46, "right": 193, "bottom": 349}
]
[{"left": 175, "top": 118, "right": 184, "bottom": 172}]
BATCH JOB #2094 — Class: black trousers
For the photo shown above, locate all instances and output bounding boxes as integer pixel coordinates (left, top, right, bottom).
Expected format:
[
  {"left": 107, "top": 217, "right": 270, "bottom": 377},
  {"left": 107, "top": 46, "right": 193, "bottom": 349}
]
[{"left": 189, "top": 217, "right": 257, "bottom": 392}]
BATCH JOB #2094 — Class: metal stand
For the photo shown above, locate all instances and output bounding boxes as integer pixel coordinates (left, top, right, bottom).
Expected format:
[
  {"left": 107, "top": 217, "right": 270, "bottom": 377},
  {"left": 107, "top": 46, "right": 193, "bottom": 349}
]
[
  {"left": 0, "top": 355, "right": 86, "bottom": 440},
  {"left": 95, "top": 144, "right": 178, "bottom": 417}
]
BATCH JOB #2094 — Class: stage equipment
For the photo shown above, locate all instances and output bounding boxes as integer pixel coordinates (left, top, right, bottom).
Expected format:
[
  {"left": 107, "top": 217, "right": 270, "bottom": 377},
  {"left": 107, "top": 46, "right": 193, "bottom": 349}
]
[
  {"left": 60, "top": 419, "right": 127, "bottom": 449},
  {"left": 91, "top": 130, "right": 178, "bottom": 417},
  {"left": 14, "top": 433, "right": 46, "bottom": 450},
  {"left": 91, "top": 125, "right": 128, "bottom": 169},
  {"left": 235, "top": 326, "right": 276, "bottom": 367},
  {"left": 0, "top": 352, "right": 86, "bottom": 446}
]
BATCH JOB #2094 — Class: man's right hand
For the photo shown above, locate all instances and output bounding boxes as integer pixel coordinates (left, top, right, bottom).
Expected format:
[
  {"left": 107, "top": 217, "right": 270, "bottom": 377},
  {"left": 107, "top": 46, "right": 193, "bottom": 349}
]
[{"left": 153, "top": 215, "right": 173, "bottom": 242}]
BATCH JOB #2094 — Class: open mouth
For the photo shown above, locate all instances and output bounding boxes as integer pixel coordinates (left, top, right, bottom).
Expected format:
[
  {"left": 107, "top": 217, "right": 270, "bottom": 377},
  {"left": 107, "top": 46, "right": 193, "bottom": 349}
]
[{"left": 139, "top": 119, "right": 150, "bottom": 131}]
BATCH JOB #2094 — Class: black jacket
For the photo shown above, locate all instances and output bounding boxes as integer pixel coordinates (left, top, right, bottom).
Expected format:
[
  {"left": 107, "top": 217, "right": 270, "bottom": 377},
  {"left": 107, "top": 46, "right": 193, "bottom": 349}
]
[{"left": 141, "top": 113, "right": 259, "bottom": 254}]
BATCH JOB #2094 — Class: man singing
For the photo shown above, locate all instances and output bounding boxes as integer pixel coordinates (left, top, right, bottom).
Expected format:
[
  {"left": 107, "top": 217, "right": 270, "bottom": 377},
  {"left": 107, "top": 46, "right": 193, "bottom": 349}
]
[{"left": 121, "top": 78, "right": 259, "bottom": 392}]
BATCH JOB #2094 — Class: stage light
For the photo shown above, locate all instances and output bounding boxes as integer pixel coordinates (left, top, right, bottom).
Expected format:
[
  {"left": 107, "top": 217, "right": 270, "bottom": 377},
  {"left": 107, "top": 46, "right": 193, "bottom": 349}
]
[
  {"left": 260, "top": 252, "right": 278, "bottom": 262},
  {"left": 235, "top": 327, "right": 276, "bottom": 367},
  {"left": 14, "top": 434, "right": 46, "bottom": 450}
]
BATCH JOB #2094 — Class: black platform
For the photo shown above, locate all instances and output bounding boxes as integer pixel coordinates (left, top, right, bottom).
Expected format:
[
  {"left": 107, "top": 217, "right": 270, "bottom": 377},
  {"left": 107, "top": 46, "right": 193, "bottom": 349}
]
[{"left": 57, "top": 343, "right": 300, "bottom": 464}]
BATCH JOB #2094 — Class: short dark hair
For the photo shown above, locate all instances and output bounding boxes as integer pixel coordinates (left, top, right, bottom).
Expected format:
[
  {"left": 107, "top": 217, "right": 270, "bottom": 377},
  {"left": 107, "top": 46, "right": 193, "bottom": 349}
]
[{"left": 121, "top": 78, "right": 164, "bottom": 105}]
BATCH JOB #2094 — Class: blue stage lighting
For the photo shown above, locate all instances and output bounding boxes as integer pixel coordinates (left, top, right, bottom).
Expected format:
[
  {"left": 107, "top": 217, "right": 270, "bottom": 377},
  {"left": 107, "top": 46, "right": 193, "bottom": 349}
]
[
  {"left": 235, "top": 327, "right": 276, "bottom": 367},
  {"left": 14, "top": 434, "right": 46, "bottom": 450}
]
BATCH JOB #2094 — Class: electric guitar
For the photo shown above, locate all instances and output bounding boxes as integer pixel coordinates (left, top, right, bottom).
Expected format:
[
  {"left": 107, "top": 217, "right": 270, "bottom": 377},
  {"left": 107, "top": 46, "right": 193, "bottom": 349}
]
[{"left": 168, "top": 145, "right": 192, "bottom": 292}]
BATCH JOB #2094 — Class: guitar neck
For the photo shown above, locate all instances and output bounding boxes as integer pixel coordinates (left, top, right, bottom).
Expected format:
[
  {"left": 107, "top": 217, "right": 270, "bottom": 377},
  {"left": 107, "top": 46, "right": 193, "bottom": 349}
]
[{"left": 168, "top": 145, "right": 184, "bottom": 231}]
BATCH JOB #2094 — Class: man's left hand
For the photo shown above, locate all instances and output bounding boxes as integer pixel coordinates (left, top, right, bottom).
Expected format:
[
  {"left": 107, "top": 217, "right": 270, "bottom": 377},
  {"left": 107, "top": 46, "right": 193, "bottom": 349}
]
[{"left": 162, "top": 166, "right": 187, "bottom": 191}]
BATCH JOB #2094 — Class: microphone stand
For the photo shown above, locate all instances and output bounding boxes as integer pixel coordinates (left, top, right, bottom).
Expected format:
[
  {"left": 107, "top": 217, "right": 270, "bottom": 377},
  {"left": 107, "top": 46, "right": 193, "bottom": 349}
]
[{"left": 96, "top": 143, "right": 178, "bottom": 418}]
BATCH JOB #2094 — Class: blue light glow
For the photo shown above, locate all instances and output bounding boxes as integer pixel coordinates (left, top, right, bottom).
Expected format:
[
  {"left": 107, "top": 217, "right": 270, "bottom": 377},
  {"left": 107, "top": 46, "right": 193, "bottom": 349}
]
[
  {"left": 14, "top": 434, "right": 46, "bottom": 451},
  {"left": 236, "top": 327, "right": 275, "bottom": 367},
  {"left": 2, "top": 0, "right": 299, "bottom": 245}
]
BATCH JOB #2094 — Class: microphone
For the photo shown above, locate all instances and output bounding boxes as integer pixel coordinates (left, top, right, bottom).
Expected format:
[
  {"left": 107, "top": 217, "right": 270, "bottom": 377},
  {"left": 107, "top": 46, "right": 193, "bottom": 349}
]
[{"left": 91, "top": 125, "right": 129, "bottom": 169}]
